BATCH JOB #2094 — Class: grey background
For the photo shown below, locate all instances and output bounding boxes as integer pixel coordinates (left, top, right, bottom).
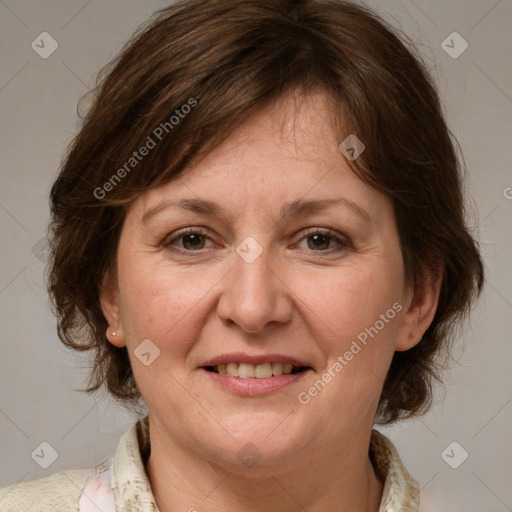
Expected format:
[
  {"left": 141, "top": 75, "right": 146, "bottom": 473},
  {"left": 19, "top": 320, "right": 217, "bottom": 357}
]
[{"left": 0, "top": 0, "right": 511, "bottom": 510}]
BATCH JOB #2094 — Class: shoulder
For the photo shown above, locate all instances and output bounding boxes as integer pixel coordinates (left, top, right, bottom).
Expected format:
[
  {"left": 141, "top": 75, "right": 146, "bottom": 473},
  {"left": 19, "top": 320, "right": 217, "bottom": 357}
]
[{"left": 0, "top": 459, "right": 112, "bottom": 512}]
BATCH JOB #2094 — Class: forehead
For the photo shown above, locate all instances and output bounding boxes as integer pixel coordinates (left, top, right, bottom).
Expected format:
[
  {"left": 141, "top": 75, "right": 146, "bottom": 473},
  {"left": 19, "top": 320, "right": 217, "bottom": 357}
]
[
  {"left": 128, "top": 89, "right": 389, "bottom": 225},
  {"left": 215, "top": 88, "right": 342, "bottom": 159}
]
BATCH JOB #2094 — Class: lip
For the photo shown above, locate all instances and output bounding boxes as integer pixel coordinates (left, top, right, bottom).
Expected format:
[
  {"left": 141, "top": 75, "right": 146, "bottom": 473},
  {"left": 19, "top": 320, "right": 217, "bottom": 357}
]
[
  {"left": 201, "top": 367, "right": 312, "bottom": 396},
  {"left": 200, "top": 352, "right": 310, "bottom": 367}
]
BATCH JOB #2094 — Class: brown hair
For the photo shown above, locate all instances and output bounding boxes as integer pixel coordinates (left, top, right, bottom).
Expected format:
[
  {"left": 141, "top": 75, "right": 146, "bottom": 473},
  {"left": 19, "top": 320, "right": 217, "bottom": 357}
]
[{"left": 48, "top": 0, "right": 484, "bottom": 423}]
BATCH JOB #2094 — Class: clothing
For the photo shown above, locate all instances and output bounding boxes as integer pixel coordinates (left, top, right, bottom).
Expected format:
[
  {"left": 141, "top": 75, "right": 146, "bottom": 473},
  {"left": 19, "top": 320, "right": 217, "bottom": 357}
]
[{"left": 0, "top": 417, "right": 419, "bottom": 511}]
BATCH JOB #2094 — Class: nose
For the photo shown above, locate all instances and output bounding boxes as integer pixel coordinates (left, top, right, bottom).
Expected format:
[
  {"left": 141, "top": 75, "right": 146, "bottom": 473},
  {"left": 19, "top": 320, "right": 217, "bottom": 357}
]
[{"left": 216, "top": 245, "right": 293, "bottom": 334}]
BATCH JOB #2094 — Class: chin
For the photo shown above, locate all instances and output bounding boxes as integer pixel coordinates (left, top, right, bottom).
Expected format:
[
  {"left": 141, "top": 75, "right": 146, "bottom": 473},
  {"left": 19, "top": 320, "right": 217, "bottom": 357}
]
[{"left": 196, "top": 412, "right": 310, "bottom": 470}]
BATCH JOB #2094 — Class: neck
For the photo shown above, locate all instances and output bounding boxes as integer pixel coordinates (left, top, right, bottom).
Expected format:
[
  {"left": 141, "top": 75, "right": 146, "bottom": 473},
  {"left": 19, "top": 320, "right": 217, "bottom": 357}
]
[{"left": 146, "top": 423, "right": 384, "bottom": 512}]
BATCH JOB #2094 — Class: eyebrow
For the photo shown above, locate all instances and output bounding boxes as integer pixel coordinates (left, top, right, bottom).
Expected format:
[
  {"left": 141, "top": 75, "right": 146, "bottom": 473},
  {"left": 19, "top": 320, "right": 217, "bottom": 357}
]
[{"left": 141, "top": 197, "right": 371, "bottom": 225}]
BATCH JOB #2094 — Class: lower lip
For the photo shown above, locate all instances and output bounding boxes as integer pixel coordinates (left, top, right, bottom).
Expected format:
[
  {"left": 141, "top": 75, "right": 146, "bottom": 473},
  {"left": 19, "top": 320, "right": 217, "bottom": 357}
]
[{"left": 201, "top": 368, "right": 311, "bottom": 396}]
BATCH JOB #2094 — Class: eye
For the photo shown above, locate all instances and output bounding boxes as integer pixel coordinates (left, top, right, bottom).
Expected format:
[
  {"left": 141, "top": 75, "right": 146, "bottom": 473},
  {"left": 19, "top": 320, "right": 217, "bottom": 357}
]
[
  {"left": 162, "top": 227, "right": 349, "bottom": 255},
  {"left": 163, "top": 228, "right": 214, "bottom": 252},
  {"left": 296, "top": 229, "right": 350, "bottom": 253}
]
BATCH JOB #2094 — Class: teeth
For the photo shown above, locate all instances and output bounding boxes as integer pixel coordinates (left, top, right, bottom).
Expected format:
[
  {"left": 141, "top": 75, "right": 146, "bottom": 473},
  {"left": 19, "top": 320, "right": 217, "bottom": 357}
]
[
  {"left": 226, "top": 362, "right": 239, "bottom": 377},
  {"left": 255, "top": 362, "right": 272, "bottom": 378},
  {"left": 271, "top": 362, "right": 282, "bottom": 376},
  {"left": 238, "top": 363, "right": 255, "bottom": 378},
  {"left": 214, "top": 362, "right": 300, "bottom": 378}
]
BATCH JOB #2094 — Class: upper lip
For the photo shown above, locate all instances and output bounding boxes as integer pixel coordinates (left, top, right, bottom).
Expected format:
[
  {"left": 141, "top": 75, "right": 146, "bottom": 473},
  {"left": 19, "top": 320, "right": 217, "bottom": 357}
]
[{"left": 201, "top": 352, "right": 311, "bottom": 368}]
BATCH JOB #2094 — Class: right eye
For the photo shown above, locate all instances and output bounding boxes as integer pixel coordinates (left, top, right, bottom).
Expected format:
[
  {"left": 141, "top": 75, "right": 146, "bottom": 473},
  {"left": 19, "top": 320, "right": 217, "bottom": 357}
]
[{"left": 163, "top": 228, "right": 216, "bottom": 253}]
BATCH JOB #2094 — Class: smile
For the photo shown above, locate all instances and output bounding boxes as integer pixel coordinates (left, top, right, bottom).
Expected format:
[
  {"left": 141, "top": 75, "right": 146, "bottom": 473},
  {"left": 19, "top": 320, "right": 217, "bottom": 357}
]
[{"left": 205, "top": 362, "right": 308, "bottom": 378}]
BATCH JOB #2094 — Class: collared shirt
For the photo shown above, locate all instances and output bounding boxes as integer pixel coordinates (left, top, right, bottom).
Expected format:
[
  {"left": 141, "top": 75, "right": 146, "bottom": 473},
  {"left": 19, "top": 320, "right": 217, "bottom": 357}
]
[{"left": 0, "top": 417, "right": 419, "bottom": 511}]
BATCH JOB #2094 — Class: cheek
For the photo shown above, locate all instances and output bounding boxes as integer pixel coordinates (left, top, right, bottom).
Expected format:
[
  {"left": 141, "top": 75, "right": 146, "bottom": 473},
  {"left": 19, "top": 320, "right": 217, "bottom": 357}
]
[
  {"left": 296, "top": 262, "right": 403, "bottom": 344},
  {"left": 293, "top": 263, "right": 404, "bottom": 413},
  {"left": 291, "top": 276, "right": 398, "bottom": 423},
  {"left": 116, "top": 252, "right": 223, "bottom": 354}
]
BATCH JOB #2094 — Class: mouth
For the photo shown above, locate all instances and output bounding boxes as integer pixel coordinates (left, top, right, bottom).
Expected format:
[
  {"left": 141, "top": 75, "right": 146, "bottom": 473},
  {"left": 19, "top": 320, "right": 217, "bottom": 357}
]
[
  {"left": 203, "top": 362, "right": 310, "bottom": 378},
  {"left": 200, "top": 354, "right": 313, "bottom": 395}
]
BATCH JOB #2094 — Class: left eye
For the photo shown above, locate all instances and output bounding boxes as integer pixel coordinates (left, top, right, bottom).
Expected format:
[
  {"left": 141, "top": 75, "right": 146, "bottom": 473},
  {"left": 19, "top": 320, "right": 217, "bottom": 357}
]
[
  {"left": 304, "top": 233, "right": 334, "bottom": 250},
  {"left": 297, "top": 231, "right": 347, "bottom": 251}
]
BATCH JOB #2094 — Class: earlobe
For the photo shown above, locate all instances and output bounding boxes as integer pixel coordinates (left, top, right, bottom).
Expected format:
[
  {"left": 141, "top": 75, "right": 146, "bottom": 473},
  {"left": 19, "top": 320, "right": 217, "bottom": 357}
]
[
  {"left": 106, "top": 327, "right": 125, "bottom": 348},
  {"left": 100, "top": 274, "right": 126, "bottom": 348},
  {"left": 395, "top": 269, "right": 443, "bottom": 352}
]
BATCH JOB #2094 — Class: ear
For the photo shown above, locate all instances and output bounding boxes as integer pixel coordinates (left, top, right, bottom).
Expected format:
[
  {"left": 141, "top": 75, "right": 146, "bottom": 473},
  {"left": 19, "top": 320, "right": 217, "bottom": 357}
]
[
  {"left": 100, "top": 271, "right": 126, "bottom": 348},
  {"left": 395, "top": 268, "right": 443, "bottom": 352}
]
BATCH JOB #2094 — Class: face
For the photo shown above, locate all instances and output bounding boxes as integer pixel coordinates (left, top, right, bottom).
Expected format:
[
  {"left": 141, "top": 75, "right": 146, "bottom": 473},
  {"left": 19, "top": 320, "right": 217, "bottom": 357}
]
[{"left": 103, "top": 90, "right": 426, "bottom": 472}]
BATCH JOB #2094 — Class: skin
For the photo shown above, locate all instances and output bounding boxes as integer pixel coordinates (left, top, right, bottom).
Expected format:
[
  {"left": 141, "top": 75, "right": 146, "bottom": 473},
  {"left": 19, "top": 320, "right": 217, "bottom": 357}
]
[{"left": 101, "top": 89, "right": 441, "bottom": 512}]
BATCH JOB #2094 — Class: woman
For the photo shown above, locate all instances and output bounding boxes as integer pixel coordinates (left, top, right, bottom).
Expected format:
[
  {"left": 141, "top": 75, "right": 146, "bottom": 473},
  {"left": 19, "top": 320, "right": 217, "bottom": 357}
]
[{"left": 0, "top": 0, "right": 484, "bottom": 510}]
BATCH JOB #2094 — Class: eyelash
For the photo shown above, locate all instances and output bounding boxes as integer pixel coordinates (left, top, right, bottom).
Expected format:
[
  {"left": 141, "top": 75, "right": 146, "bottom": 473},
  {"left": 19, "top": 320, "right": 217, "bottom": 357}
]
[{"left": 162, "top": 227, "right": 351, "bottom": 255}]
